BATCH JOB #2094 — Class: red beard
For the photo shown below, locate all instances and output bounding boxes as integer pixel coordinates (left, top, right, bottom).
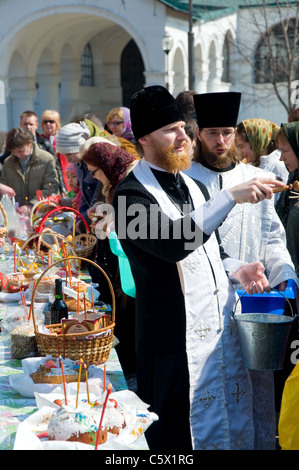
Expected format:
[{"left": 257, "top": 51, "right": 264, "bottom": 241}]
[{"left": 150, "top": 141, "right": 191, "bottom": 173}]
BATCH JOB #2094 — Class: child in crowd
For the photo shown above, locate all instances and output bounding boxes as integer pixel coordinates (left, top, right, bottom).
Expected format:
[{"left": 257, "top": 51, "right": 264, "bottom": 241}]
[{"left": 64, "top": 163, "right": 82, "bottom": 211}]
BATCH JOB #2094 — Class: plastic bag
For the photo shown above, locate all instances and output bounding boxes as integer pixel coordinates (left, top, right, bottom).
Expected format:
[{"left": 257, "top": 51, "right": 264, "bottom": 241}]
[
  {"left": 1, "top": 305, "right": 45, "bottom": 359},
  {"left": 278, "top": 361, "right": 299, "bottom": 449},
  {"left": 1, "top": 305, "right": 45, "bottom": 338},
  {"left": 0, "top": 195, "right": 26, "bottom": 238}
]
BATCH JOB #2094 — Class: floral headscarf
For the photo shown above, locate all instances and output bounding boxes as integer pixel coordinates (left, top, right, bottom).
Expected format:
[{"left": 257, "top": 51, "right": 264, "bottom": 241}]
[
  {"left": 82, "top": 142, "right": 136, "bottom": 203},
  {"left": 242, "top": 118, "right": 280, "bottom": 165},
  {"left": 120, "top": 107, "right": 135, "bottom": 142}
]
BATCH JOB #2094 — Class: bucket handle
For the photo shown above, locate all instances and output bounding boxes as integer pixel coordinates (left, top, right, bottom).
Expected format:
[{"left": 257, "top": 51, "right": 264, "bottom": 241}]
[{"left": 233, "top": 289, "right": 294, "bottom": 318}]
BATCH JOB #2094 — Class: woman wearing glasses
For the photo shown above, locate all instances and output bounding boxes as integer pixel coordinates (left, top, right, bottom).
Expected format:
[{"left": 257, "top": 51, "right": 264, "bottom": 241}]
[
  {"left": 41, "top": 109, "right": 61, "bottom": 147},
  {"left": 41, "top": 109, "right": 70, "bottom": 193},
  {"left": 105, "top": 106, "right": 135, "bottom": 143},
  {"left": 81, "top": 140, "right": 138, "bottom": 391},
  {"left": 82, "top": 141, "right": 138, "bottom": 205}
]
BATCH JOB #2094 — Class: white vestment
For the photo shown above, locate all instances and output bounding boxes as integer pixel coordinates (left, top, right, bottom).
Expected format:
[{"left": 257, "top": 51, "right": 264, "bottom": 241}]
[
  {"left": 184, "top": 160, "right": 299, "bottom": 449},
  {"left": 184, "top": 161, "right": 298, "bottom": 289},
  {"left": 133, "top": 158, "right": 260, "bottom": 450}
]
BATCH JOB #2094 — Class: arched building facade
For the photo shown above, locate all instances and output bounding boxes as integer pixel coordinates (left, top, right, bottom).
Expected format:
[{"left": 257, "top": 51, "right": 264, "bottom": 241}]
[{"left": 0, "top": 0, "right": 298, "bottom": 131}]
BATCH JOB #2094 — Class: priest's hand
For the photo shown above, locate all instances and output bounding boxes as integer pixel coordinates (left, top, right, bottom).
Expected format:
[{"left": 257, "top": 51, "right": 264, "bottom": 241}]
[
  {"left": 232, "top": 261, "right": 271, "bottom": 294},
  {"left": 228, "top": 177, "right": 285, "bottom": 204}
]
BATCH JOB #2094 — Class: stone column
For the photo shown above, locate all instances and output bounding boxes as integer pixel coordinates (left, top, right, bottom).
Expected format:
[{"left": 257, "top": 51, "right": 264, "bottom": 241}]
[
  {"left": 0, "top": 78, "right": 9, "bottom": 131},
  {"left": 8, "top": 77, "right": 37, "bottom": 127},
  {"left": 60, "top": 58, "right": 81, "bottom": 122},
  {"left": 35, "top": 63, "right": 60, "bottom": 117}
]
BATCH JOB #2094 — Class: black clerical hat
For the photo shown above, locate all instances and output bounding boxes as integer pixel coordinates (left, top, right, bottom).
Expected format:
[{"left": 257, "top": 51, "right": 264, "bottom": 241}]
[
  {"left": 130, "top": 85, "right": 185, "bottom": 140},
  {"left": 193, "top": 92, "right": 241, "bottom": 128}
]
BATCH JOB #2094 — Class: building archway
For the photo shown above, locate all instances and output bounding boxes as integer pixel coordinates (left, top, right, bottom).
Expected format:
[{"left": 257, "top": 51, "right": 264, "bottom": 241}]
[
  {"left": 2, "top": 6, "right": 155, "bottom": 128},
  {"left": 121, "top": 39, "right": 145, "bottom": 107},
  {"left": 172, "top": 46, "right": 186, "bottom": 96}
]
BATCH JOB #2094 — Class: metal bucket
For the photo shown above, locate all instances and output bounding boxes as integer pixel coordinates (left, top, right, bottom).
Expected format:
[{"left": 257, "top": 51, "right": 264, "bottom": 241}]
[{"left": 233, "top": 290, "right": 295, "bottom": 370}]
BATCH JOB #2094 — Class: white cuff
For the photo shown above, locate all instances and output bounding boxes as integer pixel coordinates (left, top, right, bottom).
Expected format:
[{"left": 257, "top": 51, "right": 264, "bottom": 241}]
[
  {"left": 190, "top": 189, "right": 236, "bottom": 235},
  {"left": 222, "top": 258, "right": 244, "bottom": 276}
]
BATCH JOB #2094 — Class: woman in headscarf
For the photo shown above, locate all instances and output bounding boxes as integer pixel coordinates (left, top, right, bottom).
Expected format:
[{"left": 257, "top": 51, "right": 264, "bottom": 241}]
[
  {"left": 82, "top": 141, "right": 138, "bottom": 204},
  {"left": 105, "top": 107, "right": 135, "bottom": 143},
  {"left": 275, "top": 122, "right": 299, "bottom": 275},
  {"left": 236, "top": 118, "right": 288, "bottom": 183},
  {"left": 81, "top": 141, "right": 138, "bottom": 390}
]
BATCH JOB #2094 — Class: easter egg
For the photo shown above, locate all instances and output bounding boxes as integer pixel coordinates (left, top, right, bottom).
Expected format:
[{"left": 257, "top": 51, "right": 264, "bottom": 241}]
[
  {"left": 44, "top": 360, "right": 57, "bottom": 368},
  {"left": 54, "top": 399, "right": 63, "bottom": 407}
]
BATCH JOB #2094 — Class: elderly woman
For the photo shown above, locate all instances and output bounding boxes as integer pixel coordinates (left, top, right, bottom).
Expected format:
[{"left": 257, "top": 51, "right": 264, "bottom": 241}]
[
  {"left": 236, "top": 118, "right": 288, "bottom": 183},
  {"left": 82, "top": 142, "right": 138, "bottom": 204},
  {"left": 275, "top": 123, "right": 299, "bottom": 275},
  {"left": 41, "top": 109, "right": 61, "bottom": 148},
  {"left": 81, "top": 141, "right": 138, "bottom": 391},
  {"left": 41, "top": 109, "right": 70, "bottom": 193},
  {"left": 105, "top": 106, "right": 135, "bottom": 143}
]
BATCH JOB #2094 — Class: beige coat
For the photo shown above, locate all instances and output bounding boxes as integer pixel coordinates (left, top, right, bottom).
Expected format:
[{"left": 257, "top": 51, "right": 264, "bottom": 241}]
[{"left": 0, "top": 143, "right": 59, "bottom": 206}]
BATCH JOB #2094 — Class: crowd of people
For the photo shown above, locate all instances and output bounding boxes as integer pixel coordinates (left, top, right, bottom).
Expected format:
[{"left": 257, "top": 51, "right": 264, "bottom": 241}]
[{"left": 1, "top": 87, "right": 299, "bottom": 450}]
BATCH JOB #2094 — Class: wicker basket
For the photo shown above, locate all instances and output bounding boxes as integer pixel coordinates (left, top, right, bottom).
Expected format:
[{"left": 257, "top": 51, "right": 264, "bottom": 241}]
[
  {"left": 73, "top": 233, "right": 97, "bottom": 257},
  {"left": 36, "top": 206, "right": 97, "bottom": 258},
  {"left": 31, "top": 256, "right": 115, "bottom": 365},
  {"left": 21, "top": 229, "right": 77, "bottom": 257},
  {"left": 0, "top": 201, "right": 8, "bottom": 239},
  {"left": 30, "top": 199, "right": 60, "bottom": 228}
]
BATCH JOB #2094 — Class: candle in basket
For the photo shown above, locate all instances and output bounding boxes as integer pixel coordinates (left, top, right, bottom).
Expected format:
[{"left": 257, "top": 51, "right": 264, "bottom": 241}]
[
  {"left": 90, "top": 284, "right": 95, "bottom": 312},
  {"left": 59, "top": 355, "right": 68, "bottom": 405},
  {"left": 72, "top": 217, "right": 76, "bottom": 245},
  {"left": 83, "top": 293, "right": 87, "bottom": 320},
  {"left": 13, "top": 243, "right": 16, "bottom": 273},
  {"left": 84, "top": 363, "right": 90, "bottom": 404},
  {"left": 103, "top": 364, "right": 106, "bottom": 392},
  {"left": 95, "top": 384, "right": 112, "bottom": 450},
  {"left": 48, "top": 182, "right": 51, "bottom": 204},
  {"left": 77, "top": 287, "right": 80, "bottom": 315},
  {"left": 76, "top": 358, "right": 84, "bottom": 408}
]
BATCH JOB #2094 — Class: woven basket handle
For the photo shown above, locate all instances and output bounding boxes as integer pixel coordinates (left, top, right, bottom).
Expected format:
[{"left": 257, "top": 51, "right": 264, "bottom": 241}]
[
  {"left": 31, "top": 256, "right": 115, "bottom": 331},
  {"left": 21, "top": 229, "right": 77, "bottom": 256},
  {"left": 36, "top": 207, "right": 90, "bottom": 233},
  {"left": 30, "top": 200, "right": 60, "bottom": 227}
]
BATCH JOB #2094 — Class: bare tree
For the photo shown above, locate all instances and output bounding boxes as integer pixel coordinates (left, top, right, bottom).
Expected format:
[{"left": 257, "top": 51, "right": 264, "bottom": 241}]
[
  {"left": 249, "top": 0, "right": 299, "bottom": 113},
  {"left": 196, "top": 0, "right": 299, "bottom": 113},
  {"left": 221, "top": 0, "right": 299, "bottom": 114}
]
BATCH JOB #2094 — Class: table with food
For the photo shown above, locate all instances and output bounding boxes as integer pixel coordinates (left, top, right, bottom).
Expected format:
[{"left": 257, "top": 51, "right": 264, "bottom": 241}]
[{"left": 0, "top": 198, "right": 157, "bottom": 450}]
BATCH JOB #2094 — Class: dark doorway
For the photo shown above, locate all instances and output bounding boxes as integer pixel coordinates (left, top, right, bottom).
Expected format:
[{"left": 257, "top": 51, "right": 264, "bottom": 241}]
[{"left": 121, "top": 39, "right": 145, "bottom": 107}]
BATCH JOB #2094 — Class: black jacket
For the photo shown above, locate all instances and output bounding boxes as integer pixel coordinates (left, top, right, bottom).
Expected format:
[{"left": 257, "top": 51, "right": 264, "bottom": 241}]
[{"left": 112, "top": 169, "right": 215, "bottom": 355}]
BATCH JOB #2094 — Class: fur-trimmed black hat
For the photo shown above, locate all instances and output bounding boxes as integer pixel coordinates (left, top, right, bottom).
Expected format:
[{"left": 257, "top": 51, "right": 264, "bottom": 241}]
[
  {"left": 130, "top": 85, "right": 185, "bottom": 140},
  {"left": 193, "top": 92, "right": 241, "bottom": 128}
]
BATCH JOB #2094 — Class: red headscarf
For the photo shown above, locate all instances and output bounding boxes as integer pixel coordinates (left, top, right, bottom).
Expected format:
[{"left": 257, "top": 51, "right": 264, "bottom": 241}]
[{"left": 83, "top": 142, "right": 136, "bottom": 202}]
